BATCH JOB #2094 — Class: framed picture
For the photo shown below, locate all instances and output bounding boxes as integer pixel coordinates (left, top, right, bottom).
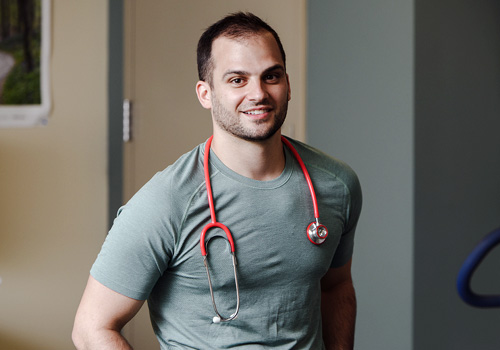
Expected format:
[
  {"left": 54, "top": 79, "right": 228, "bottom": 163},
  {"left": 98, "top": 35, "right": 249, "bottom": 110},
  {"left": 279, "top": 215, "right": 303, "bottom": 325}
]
[{"left": 0, "top": 0, "right": 50, "bottom": 128}]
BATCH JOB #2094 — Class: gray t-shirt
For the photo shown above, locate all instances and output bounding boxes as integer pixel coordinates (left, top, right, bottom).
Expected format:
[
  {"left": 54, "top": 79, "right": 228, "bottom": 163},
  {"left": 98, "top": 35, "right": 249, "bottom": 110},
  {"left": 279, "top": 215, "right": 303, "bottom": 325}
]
[{"left": 91, "top": 137, "right": 362, "bottom": 349}]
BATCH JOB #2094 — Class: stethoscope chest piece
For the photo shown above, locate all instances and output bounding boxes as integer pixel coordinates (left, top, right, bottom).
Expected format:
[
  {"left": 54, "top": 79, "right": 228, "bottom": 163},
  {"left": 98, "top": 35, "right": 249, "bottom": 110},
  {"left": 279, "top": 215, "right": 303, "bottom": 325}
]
[{"left": 307, "top": 220, "right": 328, "bottom": 245}]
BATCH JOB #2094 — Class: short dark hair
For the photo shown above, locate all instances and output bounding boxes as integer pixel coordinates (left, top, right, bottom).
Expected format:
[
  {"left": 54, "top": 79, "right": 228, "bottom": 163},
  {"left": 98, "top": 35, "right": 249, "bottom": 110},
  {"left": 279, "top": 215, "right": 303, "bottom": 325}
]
[{"left": 197, "top": 12, "right": 286, "bottom": 85}]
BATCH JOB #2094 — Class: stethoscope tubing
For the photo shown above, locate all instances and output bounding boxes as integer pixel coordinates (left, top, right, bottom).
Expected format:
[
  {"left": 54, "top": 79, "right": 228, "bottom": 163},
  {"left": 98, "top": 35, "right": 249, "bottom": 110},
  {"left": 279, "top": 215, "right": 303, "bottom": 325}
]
[
  {"left": 200, "top": 135, "right": 327, "bottom": 323},
  {"left": 200, "top": 222, "right": 235, "bottom": 256},
  {"left": 280, "top": 136, "right": 321, "bottom": 220},
  {"left": 200, "top": 136, "right": 239, "bottom": 323},
  {"left": 200, "top": 136, "right": 237, "bottom": 256}
]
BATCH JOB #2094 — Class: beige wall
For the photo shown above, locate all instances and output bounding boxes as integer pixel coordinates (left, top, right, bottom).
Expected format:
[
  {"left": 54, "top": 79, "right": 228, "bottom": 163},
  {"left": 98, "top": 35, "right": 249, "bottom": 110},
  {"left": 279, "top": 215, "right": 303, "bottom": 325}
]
[
  {"left": 0, "top": 1, "right": 308, "bottom": 348},
  {"left": 121, "top": 3, "right": 308, "bottom": 347},
  {"left": 123, "top": 0, "right": 308, "bottom": 198},
  {"left": 0, "top": 1, "right": 108, "bottom": 349}
]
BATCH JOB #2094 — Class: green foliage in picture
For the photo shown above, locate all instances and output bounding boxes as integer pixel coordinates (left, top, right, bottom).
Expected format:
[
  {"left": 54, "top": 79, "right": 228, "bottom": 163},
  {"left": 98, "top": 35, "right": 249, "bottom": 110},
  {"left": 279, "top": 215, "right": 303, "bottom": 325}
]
[
  {"left": 1, "top": 37, "right": 40, "bottom": 104},
  {"left": 0, "top": 0, "right": 42, "bottom": 105}
]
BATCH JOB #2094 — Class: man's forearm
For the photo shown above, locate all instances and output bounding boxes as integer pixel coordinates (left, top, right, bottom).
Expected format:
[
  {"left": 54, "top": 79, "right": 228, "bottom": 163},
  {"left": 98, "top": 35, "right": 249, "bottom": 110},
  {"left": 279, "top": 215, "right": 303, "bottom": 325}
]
[
  {"left": 73, "top": 328, "right": 133, "bottom": 350},
  {"left": 321, "top": 280, "right": 357, "bottom": 350}
]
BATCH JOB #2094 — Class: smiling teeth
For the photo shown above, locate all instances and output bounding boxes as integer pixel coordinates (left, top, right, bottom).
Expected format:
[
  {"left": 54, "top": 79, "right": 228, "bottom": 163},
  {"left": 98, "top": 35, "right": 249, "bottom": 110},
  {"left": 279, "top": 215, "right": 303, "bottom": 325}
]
[{"left": 244, "top": 110, "right": 269, "bottom": 115}]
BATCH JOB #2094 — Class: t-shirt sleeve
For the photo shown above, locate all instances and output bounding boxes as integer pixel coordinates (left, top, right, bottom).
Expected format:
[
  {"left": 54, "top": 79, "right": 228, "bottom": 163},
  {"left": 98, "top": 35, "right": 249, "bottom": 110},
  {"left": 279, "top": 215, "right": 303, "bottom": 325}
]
[
  {"left": 330, "top": 168, "right": 362, "bottom": 268},
  {"left": 90, "top": 174, "right": 175, "bottom": 300}
]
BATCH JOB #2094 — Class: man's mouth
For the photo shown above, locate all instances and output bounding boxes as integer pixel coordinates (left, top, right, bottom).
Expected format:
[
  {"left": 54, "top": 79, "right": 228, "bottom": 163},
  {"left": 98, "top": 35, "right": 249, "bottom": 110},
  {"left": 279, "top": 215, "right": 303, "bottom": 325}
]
[{"left": 243, "top": 109, "right": 271, "bottom": 115}]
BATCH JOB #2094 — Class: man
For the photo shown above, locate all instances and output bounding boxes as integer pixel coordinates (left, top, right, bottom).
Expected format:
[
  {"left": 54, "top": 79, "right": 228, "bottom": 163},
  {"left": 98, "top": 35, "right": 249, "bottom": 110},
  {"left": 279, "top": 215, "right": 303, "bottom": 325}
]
[{"left": 73, "top": 12, "right": 362, "bottom": 350}]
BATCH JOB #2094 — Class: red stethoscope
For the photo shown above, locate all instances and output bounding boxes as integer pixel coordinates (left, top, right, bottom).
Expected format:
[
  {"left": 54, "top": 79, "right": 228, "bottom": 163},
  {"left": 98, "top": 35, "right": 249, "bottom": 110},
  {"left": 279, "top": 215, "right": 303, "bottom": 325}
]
[{"left": 200, "top": 135, "right": 328, "bottom": 323}]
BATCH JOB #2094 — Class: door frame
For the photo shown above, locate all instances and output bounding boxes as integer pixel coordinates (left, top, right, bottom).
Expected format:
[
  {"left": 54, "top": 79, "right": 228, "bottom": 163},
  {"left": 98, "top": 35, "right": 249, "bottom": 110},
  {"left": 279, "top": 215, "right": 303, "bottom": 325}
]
[{"left": 107, "top": 0, "right": 124, "bottom": 229}]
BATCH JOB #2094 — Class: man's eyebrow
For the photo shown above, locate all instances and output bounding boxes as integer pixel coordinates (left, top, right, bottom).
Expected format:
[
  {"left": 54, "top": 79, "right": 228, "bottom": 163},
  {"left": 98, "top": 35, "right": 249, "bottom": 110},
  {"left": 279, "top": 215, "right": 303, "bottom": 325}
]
[
  {"left": 222, "top": 70, "right": 250, "bottom": 79},
  {"left": 263, "top": 64, "right": 285, "bottom": 75},
  {"left": 221, "top": 64, "right": 286, "bottom": 80}
]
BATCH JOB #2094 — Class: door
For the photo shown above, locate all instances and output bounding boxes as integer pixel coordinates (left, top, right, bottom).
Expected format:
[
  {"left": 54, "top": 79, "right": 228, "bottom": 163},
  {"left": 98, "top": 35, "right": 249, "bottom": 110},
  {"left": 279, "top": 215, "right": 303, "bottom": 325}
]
[{"left": 122, "top": 1, "right": 307, "bottom": 348}]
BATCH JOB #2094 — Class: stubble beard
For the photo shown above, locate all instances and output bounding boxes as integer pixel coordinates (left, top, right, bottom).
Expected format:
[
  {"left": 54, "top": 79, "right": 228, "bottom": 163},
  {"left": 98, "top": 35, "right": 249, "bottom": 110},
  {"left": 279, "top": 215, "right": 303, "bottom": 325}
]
[{"left": 211, "top": 94, "right": 288, "bottom": 142}]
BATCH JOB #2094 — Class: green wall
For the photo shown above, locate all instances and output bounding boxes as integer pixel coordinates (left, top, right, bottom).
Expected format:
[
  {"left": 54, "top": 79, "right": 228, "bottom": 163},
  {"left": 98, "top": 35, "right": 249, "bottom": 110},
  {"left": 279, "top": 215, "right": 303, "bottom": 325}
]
[
  {"left": 308, "top": 0, "right": 500, "bottom": 349},
  {"left": 307, "top": 1, "right": 414, "bottom": 348}
]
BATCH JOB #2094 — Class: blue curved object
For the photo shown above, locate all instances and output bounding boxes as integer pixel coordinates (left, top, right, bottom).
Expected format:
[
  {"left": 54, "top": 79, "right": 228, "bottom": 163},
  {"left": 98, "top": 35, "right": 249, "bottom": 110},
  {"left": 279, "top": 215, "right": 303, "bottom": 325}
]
[{"left": 457, "top": 227, "right": 500, "bottom": 307}]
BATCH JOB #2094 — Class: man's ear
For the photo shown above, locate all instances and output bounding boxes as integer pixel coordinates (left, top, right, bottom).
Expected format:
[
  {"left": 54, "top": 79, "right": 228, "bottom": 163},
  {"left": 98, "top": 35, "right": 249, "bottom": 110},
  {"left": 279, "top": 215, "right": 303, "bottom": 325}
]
[
  {"left": 196, "top": 81, "right": 212, "bottom": 109},
  {"left": 286, "top": 74, "right": 291, "bottom": 101}
]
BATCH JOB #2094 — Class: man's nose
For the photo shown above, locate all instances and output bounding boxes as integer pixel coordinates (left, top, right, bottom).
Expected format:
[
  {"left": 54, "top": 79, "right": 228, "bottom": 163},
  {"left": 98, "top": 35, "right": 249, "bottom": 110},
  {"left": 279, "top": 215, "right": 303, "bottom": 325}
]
[{"left": 247, "top": 80, "right": 268, "bottom": 101}]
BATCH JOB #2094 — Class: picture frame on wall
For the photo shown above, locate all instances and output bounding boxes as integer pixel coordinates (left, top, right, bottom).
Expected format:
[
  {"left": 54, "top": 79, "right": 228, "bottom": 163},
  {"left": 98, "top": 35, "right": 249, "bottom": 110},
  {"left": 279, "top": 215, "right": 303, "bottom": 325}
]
[{"left": 0, "top": 0, "right": 50, "bottom": 128}]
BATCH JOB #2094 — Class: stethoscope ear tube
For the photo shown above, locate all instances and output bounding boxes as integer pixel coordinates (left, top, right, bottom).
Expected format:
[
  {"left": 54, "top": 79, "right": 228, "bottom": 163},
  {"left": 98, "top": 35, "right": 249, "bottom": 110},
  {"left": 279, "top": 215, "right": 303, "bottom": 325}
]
[{"left": 203, "top": 251, "right": 240, "bottom": 323}]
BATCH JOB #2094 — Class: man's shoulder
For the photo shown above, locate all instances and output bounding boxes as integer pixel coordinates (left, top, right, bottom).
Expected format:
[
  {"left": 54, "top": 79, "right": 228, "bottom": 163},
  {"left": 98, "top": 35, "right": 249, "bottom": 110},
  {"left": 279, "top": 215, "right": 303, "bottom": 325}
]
[
  {"left": 153, "top": 141, "right": 205, "bottom": 183},
  {"left": 285, "top": 136, "right": 361, "bottom": 193},
  {"left": 117, "top": 141, "right": 207, "bottom": 223}
]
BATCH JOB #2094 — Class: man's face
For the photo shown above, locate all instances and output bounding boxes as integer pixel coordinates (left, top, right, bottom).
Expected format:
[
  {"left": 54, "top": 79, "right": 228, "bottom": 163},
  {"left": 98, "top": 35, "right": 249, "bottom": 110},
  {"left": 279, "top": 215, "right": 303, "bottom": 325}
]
[{"left": 202, "top": 32, "right": 291, "bottom": 142}]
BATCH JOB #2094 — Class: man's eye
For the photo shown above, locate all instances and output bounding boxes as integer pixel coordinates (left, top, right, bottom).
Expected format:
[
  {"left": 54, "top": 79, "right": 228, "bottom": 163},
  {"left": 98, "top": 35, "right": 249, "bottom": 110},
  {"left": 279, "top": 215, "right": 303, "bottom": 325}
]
[
  {"left": 265, "top": 74, "right": 279, "bottom": 82},
  {"left": 230, "top": 78, "right": 243, "bottom": 84}
]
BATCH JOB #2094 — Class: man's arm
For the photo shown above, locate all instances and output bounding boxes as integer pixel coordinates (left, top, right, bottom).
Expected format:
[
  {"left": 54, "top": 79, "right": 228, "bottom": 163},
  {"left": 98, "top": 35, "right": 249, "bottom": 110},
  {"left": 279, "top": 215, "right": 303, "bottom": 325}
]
[
  {"left": 321, "top": 259, "right": 356, "bottom": 350},
  {"left": 72, "top": 275, "right": 145, "bottom": 350}
]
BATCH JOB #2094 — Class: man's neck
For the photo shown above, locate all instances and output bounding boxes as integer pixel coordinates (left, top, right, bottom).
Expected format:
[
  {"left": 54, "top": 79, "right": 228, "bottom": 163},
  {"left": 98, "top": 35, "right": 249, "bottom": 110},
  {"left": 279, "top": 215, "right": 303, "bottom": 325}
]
[{"left": 210, "top": 132, "right": 285, "bottom": 181}]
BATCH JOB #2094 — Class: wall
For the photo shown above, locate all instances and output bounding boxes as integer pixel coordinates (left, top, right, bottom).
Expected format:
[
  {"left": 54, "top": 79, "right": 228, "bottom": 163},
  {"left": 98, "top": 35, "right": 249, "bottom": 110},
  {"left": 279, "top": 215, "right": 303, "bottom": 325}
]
[
  {"left": 0, "top": 1, "right": 108, "bottom": 349},
  {"left": 122, "top": 0, "right": 308, "bottom": 201},
  {"left": 308, "top": 0, "right": 500, "bottom": 349},
  {"left": 307, "top": 1, "right": 414, "bottom": 349},
  {"left": 2, "top": 1, "right": 497, "bottom": 349},
  {"left": 414, "top": 0, "right": 500, "bottom": 349},
  {"left": 119, "top": 2, "right": 308, "bottom": 347}
]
